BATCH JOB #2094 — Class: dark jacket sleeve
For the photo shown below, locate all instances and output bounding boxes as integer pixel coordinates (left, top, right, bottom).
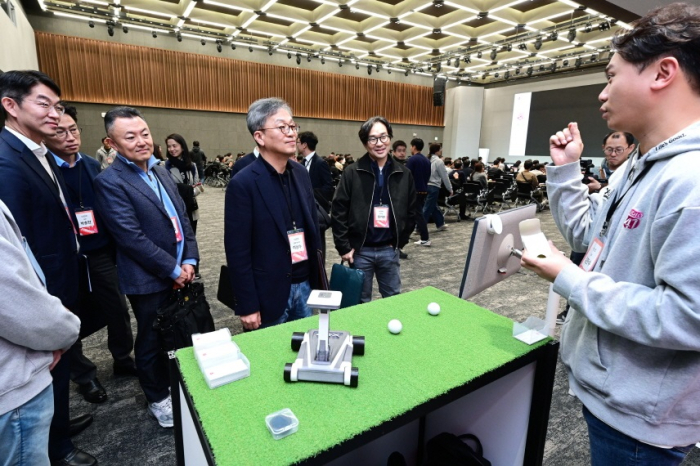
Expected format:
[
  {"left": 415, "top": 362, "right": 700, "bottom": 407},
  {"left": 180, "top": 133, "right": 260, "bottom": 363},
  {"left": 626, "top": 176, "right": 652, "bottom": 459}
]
[
  {"left": 398, "top": 170, "right": 417, "bottom": 249},
  {"left": 314, "top": 157, "right": 335, "bottom": 208},
  {"left": 331, "top": 169, "right": 354, "bottom": 256}
]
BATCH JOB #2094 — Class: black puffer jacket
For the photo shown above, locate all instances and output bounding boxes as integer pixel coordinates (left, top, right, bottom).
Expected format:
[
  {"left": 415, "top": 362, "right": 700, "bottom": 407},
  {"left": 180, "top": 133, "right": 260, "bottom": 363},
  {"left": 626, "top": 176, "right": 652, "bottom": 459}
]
[{"left": 331, "top": 153, "right": 417, "bottom": 255}]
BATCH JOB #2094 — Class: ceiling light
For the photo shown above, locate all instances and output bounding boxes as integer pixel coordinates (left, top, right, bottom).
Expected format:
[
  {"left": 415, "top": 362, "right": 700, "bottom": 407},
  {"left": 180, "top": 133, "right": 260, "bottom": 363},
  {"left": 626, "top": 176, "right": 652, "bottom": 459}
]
[
  {"left": 217, "top": 43, "right": 222, "bottom": 52},
  {"left": 356, "top": 62, "right": 360, "bottom": 69},
  {"left": 176, "top": 32, "right": 182, "bottom": 42},
  {"left": 268, "top": 47, "right": 274, "bottom": 56},
  {"left": 307, "top": 54, "right": 312, "bottom": 62},
  {"left": 464, "top": 55, "right": 471, "bottom": 64},
  {"left": 518, "top": 42, "right": 527, "bottom": 51},
  {"left": 152, "top": 31, "right": 157, "bottom": 38},
  {"left": 201, "top": 39, "right": 205, "bottom": 46},
  {"left": 433, "top": 0, "right": 443, "bottom": 7},
  {"left": 477, "top": 51, "right": 482, "bottom": 59},
  {"left": 568, "top": 28, "right": 577, "bottom": 42},
  {"left": 107, "top": 26, "right": 114, "bottom": 36},
  {"left": 339, "top": 59, "right": 343, "bottom": 67},
  {"left": 405, "top": 69, "right": 409, "bottom": 76},
  {"left": 321, "top": 56, "right": 325, "bottom": 64},
  {"left": 288, "top": 52, "right": 292, "bottom": 59},
  {"left": 585, "top": 23, "right": 592, "bottom": 33},
  {"left": 534, "top": 37, "right": 542, "bottom": 50},
  {"left": 494, "top": 72, "right": 499, "bottom": 78},
  {"left": 575, "top": 57, "right": 582, "bottom": 68},
  {"left": 296, "top": 53, "right": 301, "bottom": 65},
  {"left": 598, "top": 21, "right": 610, "bottom": 31},
  {"left": 122, "top": 26, "right": 128, "bottom": 33},
  {"left": 504, "top": 70, "right": 510, "bottom": 79},
  {"left": 446, "top": 58, "right": 451, "bottom": 66},
  {"left": 435, "top": 62, "right": 441, "bottom": 72},
  {"left": 549, "top": 31, "right": 558, "bottom": 41},
  {"left": 231, "top": 43, "right": 236, "bottom": 50},
  {"left": 490, "top": 49, "right": 497, "bottom": 60},
  {"left": 539, "top": 65, "right": 545, "bottom": 71},
  {"left": 376, "top": 64, "right": 380, "bottom": 72},
  {"left": 454, "top": 57, "right": 459, "bottom": 67},
  {"left": 249, "top": 46, "right": 253, "bottom": 52},
  {"left": 506, "top": 44, "right": 512, "bottom": 52},
  {"left": 368, "top": 65, "right": 372, "bottom": 75},
  {"left": 563, "top": 59, "right": 569, "bottom": 66},
  {"left": 527, "top": 67, "right": 532, "bottom": 75},
  {"left": 89, "top": 21, "right": 95, "bottom": 28},
  {"left": 590, "top": 54, "right": 597, "bottom": 62},
  {"left": 551, "top": 62, "right": 557, "bottom": 71},
  {"left": 387, "top": 69, "right": 391, "bottom": 74}
]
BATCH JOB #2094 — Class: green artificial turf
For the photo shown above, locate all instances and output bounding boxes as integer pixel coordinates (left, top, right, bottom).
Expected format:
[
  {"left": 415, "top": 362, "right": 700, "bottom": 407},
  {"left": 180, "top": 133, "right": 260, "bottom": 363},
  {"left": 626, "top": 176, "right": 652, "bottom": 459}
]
[{"left": 177, "top": 286, "right": 551, "bottom": 465}]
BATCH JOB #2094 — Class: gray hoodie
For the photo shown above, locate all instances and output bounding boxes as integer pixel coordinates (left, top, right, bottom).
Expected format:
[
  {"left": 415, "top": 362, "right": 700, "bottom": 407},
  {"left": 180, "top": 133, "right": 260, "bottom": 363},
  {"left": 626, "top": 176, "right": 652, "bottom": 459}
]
[
  {"left": 0, "top": 201, "right": 80, "bottom": 416},
  {"left": 546, "top": 120, "right": 700, "bottom": 447}
]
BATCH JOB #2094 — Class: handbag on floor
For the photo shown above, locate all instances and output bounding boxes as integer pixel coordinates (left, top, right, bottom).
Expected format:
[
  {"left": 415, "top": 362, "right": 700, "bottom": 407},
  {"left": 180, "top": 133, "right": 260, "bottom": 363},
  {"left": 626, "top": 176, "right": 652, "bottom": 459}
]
[
  {"left": 329, "top": 260, "right": 365, "bottom": 309},
  {"left": 153, "top": 281, "right": 215, "bottom": 352}
]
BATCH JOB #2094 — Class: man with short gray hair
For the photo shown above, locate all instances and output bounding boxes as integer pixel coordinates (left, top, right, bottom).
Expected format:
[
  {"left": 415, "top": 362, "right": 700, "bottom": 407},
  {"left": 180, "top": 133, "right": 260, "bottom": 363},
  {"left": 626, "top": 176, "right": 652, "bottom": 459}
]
[{"left": 225, "top": 98, "right": 321, "bottom": 330}]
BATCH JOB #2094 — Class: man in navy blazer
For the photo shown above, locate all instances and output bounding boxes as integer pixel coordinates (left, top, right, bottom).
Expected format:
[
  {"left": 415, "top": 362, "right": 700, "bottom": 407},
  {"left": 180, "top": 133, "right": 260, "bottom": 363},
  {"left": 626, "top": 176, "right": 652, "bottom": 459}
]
[
  {"left": 229, "top": 147, "right": 257, "bottom": 179},
  {"left": 0, "top": 71, "right": 96, "bottom": 465},
  {"left": 296, "top": 131, "right": 334, "bottom": 212},
  {"left": 94, "top": 106, "right": 198, "bottom": 429},
  {"left": 225, "top": 98, "right": 321, "bottom": 330}
]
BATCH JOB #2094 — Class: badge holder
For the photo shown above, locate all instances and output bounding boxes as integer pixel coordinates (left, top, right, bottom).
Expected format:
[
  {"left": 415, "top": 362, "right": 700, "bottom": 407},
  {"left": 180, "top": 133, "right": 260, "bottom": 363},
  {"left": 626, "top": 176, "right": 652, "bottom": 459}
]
[{"left": 510, "top": 219, "right": 560, "bottom": 344}]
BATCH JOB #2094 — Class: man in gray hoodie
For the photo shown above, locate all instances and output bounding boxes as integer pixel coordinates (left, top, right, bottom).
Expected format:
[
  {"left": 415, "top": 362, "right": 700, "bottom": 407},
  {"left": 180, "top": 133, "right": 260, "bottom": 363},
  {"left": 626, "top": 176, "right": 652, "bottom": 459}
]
[
  {"left": 0, "top": 200, "right": 80, "bottom": 465},
  {"left": 522, "top": 4, "right": 700, "bottom": 464}
]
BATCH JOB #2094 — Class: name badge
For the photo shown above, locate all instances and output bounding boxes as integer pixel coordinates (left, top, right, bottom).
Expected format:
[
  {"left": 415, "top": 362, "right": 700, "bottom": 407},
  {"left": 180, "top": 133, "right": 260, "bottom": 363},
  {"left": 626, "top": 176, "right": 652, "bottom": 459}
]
[
  {"left": 373, "top": 205, "right": 390, "bottom": 229},
  {"left": 171, "top": 216, "right": 183, "bottom": 242},
  {"left": 580, "top": 238, "right": 604, "bottom": 272},
  {"left": 288, "top": 229, "right": 308, "bottom": 264},
  {"left": 75, "top": 209, "right": 99, "bottom": 236}
]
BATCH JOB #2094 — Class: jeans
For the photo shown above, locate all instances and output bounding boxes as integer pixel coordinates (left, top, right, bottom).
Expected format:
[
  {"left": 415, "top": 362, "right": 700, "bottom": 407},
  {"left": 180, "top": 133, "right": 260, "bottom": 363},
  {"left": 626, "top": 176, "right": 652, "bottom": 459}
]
[
  {"left": 353, "top": 246, "right": 401, "bottom": 303},
  {"left": 423, "top": 185, "right": 445, "bottom": 228},
  {"left": 261, "top": 280, "right": 312, "bottom": 328},
  {"left": 414, "top": 193, "right": 429, "bottom": 241},
  {"left": 127, "top": 289, "right": 172, "bottom": 403},
  {"left": 0, "top": 384, "right": 54, "bottom": 466},
  {"left": 583, "top": 405, "right": 694, "bottom": 466}
]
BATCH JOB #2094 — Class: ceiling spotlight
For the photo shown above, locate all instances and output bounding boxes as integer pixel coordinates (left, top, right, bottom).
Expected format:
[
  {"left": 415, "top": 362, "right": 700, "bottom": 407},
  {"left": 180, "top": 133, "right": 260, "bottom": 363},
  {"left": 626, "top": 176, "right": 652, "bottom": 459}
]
[
  {"left": 231, "top": 43, "right": 236, "bottom": 50},
  {"left": 477, "top": 51, "right": 482, "bottom": 59},
  {"left": 575, "top": 57, "right": 582, "bottom": 68},
  {"left": 376, "top": 64, "right": 380, "bottom": 72},
  {"left": 598, "top": 21, "right": 610, "bottom": 31},
  {"left": 249, "top": 46, "right": 253, "bottom": 52},
  {"left": 534, "top": 37, "right": 542, "bottom": 50},
  {"left": 435, "top": 62, "right": 441, "bottom": 72},
  {"left": 454, "top": 57, "right": 460, "bottom": 67},
  {"left": 527, "top": 66, "right": 533, "bottom": 75},
  {"left": 307, "top": 54, "right": 312, "bottom": 62},
  {"left": 490, "top": 49, "right": 497, "bottom": 60},
  {"left": 339, "top": 59, "right": 343, "bottom": 67},
  {"left": 506, "top": 43, "right": 512, "bottom": 52},
  {"left": 563, "top": 59, "right": 569, "bottom": 66},
  {"left": 201, "top": 39, "right": 206, "bottom": 46},
  {"left": 268, "top": 47, "right": 274, "bottom": 56},
  {"left": 464, "top": 55, "right": 471, "bottom": 64},
  {"left": 107, "top": 26, "right": 114, "bottom": 37},
  {"left": 549, "top": 31, "right": 558, "bottom": 41},
  {"left": 505, "top": 70, "right": 511, "bottom": 79},
  {"left": 321, "top": 56, "right": 325, "bottom": 64},
  {"left": 296, "top": 53, "right": 301, "bottom": 65},
  {"left": 494, "top": 72, "right": 499, "bottom": 78},
  {"left": 446, "top": 58, "right": 452, "bottom": 67},
  {"left": 610, "top": 19, "right": 618, "bottom": 26},
  {"left": 368, "top": 65, "right": 372, "bottom": 75},
  {"left": 590, "top": 54, "right": 597, "bottom": 62},
  {"left": 152, "top": 31, "right": 157, "bottom": 38},
  {"left": 355, "top": 62, "right": 360, "bottom": 70},
  {"left": 405, "top": 69, "right": 409, "bottom": 76},
  {"left": 89, "top": 21, "right": 95, "bottom": 28},
  {"left": 122, "top": 26, "right": 129, "bottom": 34},
  {"left": 585, "top": 23, "right": 592, "bottom": 33},
  {"left": 568, "top": 28, "right": 577, "bottom": 42},
  {"left": 539, "top": 64, "right": 545, "bottom": 71},
  {"left": 288, "top": 52, "right": 292, "bottom": 59},
  {"left": 176, "top": 32, "right": 182, "bottom": 42},
  {"left": 518, "top": 42, "right": 527, "bottom": 51},
  {"left": 551, "top": 62, "right": 557, "bottom": 71},
  {"left": 515, "top": 67, "right": 521, "bottom": 75},
  {"left": 433, "top": 0, "right": 444, "bottom": 7},
  {"left": 217, "top": 42, "right": 223, "bottom": 53},
  {"left": 387, "top": 69, "right": 391, "bottom": 74}
]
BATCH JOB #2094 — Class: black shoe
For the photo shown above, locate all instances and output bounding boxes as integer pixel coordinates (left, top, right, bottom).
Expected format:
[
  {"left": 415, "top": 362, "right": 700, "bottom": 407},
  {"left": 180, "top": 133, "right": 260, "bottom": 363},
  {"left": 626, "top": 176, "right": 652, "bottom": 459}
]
[
  {"left": 77, "top": 379, "right": 107, "bottom": 404},
  {"left": 399, "top": 250, "right": 408, "bottom": 260},
  {"left": 113, "top": 362, "right": 138, "bottom": 377},
  {"left": 556, "top": 309, "right": 569, "bottom": 325},
  {"left": 69, "top": 414, "right": 93, "bottom": 437},
  {"left": 459, "top": 214, "right": 471, "bottom": 220},
  {"left": 52, "top": 448, "right": 97, "bottom": 466}
]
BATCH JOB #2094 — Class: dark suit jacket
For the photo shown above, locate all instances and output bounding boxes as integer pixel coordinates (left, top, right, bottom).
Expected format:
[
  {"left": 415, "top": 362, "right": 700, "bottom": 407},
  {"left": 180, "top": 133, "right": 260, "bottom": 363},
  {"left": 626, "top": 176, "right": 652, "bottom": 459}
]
[
  {"left": 0, "top": 128, "right": 79, "bottom": 309},
  {"left": 93, "top": 156, "right": 199, "bottom": 295},
  {"left": 306, "top": 153, "right": 334, "bottom": 212},
  {"left": 224, "top": 156, "right": 321, "bottom": 323},
  {"left": 230, "top": 152, "right": 256, "bottom": 179}
]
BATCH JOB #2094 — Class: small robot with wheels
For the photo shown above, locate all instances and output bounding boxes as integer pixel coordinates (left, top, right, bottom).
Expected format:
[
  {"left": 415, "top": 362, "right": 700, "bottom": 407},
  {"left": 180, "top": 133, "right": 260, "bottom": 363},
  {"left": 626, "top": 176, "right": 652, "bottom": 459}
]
[{"left": 284, "top": 290, "right": 365, "bottom": 387}]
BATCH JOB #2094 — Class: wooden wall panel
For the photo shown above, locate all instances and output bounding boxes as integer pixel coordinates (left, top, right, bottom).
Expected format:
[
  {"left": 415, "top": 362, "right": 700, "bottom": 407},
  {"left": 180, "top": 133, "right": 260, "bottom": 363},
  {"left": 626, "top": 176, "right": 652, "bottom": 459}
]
[{"left": 35, "top": 32, "right": 444, "bottom": 127}]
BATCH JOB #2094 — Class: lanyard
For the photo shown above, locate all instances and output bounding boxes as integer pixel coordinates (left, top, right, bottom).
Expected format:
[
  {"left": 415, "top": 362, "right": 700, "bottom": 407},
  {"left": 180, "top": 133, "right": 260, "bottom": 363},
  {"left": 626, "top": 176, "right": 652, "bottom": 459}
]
[
  {"left": 277, "top": 169, "right": 297, "bottom": 230},
  {"left": 600, "top": 157, "right": 655, "bottom": 237}
]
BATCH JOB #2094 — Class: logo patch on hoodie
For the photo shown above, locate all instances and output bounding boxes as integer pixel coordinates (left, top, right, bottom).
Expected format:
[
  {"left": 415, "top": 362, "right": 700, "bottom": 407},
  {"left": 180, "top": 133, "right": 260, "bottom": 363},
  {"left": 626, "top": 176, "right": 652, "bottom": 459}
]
[{"left": 623, "top": 209, "right": 644, "bottom": 230}]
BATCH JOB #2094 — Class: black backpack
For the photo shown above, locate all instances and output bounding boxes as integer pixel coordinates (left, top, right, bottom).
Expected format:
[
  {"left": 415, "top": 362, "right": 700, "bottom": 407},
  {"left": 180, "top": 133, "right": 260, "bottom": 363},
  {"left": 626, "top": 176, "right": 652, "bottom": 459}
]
[{"left": 424, "top": 433, "right": 492, "bottom": 466}]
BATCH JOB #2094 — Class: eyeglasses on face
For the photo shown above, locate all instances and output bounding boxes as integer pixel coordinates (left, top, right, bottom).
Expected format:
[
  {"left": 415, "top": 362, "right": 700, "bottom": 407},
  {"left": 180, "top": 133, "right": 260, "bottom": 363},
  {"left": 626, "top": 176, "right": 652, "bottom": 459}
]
[
  {"left": 27, "top": 99, "right": 65, "bottom": 117},
  {"left": 367, "top": 134, "right": 390, "bottom": 145},
  {"left": 603, "top": 146, "right": 628, "bottom": 155},
  {"left": 53, "top": 127, "right": 82, "bottom": 139},
  {"left": 260, "top": 124, "right": 300, "bottom": 135}
]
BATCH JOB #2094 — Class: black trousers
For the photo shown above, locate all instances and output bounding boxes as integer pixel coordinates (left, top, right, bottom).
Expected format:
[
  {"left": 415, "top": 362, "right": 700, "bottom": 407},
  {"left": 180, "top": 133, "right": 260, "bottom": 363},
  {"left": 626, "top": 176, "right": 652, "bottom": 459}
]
[
  {"left": 415, "top": 193, "right": 429, "bottom": 241},
  {"left": 49, "top": 355, "right": 74, "bottom": 460},
  {"left": 70, "top": 248, "right": 134, "bottom": 384},
  {"left": 128, "top": 289, "right": 171, "bottom": 403}
]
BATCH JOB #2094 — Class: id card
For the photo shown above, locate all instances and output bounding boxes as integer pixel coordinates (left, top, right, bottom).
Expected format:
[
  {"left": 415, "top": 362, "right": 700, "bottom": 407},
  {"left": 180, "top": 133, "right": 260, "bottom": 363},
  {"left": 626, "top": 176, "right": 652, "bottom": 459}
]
[
  {"left": 65, "top": 206, "right": 77, "bottom": 235},
  {"left": 373, "top": 205, "right": 390, "bottom": 229},
  {"left": 171, "top": 217, "right": 183, "bottom": 242},
  {"left": 288, "top": 229, "right": 308, "bottom": 264},
  {"left": 580, "top": 238, "right": 604, "bottom": 272},
  {"left": 75, "top": 209, "right": 98, "bottom": 236}
]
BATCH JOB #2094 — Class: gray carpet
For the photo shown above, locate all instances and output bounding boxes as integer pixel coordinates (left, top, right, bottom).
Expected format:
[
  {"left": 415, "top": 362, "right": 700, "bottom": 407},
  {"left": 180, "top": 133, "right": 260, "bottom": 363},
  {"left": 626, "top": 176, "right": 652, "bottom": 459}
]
[{"left": 71, "top": 187, "right": 700, "bottom": 465}]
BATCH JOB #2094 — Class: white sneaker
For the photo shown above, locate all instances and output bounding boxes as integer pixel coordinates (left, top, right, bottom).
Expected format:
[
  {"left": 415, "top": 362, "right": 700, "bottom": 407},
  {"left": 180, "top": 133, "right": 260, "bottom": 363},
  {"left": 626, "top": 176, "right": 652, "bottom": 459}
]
[
  {"left": 149, "top": 395, "right": 174, "bottom": 428},
  {"left": 414, "top": 240, "right": 432, "bottom": 246}
]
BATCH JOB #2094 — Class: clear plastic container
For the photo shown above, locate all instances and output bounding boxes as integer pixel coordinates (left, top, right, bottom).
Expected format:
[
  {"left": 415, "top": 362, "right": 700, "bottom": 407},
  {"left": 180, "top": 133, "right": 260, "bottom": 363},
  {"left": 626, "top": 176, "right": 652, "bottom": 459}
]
[{"left": 265, "top": 408, "right": 299, "bottom": 440}]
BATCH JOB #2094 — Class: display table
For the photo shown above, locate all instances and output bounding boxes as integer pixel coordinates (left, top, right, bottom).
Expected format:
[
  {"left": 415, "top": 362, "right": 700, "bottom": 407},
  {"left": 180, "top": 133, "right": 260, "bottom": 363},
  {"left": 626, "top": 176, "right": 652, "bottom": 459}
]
[{"left": 172, "top": 286, "right": 558, "bottom": 466}]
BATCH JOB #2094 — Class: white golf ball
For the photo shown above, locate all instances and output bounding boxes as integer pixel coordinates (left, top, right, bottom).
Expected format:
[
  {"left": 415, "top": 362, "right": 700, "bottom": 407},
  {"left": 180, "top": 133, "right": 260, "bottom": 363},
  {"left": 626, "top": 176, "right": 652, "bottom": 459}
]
[
  {"left": 388, "top": 319, "right": 402, "bottom": 334},
  {"left": 427, "top": 302, "right": 441, "bottom": 316}
]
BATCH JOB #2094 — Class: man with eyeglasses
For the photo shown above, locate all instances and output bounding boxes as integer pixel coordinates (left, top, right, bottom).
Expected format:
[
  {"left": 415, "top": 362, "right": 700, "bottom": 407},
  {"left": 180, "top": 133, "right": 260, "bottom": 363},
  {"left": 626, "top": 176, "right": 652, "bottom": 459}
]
[
  {"left": 225, "top": 98, "right": 321, "bottom": 330},
  {"left": 0, "top": 70, "right": 97, "bottom": 465},
  {"left": 332, "top": 116, "right": 417, "bottom": 303},
  {"left": 45, "top": 105, "right": 136, "bottom": 403},
  {"left": 599, "top": 131, "right": 635, "bottom": 181}
]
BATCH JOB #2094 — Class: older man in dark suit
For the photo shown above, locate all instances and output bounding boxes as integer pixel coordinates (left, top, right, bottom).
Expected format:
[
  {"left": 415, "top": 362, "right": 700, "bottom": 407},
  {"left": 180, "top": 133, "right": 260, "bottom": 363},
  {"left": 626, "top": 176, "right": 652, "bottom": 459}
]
[
  {"left": 225, "top": 98, "right": 321, "bottom": 330},
  {"left": 0, "top": 70, "right": 96, "bottom": 465},
  {"left": 94, "top": 106, "right": 198, "bottom": 429}
]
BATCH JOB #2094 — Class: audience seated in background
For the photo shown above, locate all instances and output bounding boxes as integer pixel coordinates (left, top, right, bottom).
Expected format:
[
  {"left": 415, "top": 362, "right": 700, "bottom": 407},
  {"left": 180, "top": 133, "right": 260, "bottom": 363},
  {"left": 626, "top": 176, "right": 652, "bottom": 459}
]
[{"left": 516, "top": 159, "right": 544, "bottom": 202}]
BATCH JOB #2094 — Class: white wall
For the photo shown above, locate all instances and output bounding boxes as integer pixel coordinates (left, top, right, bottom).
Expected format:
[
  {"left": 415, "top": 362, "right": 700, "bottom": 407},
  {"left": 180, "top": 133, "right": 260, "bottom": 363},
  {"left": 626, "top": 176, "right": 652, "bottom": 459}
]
[
  {"left": 480, "top": 73, "right": 607, "bottom": 165},
  {"left": 0, "top": 0, "right": 38, "bottom": 71},
  {"left": 443, "top": 85, "right": 484, "bottom": 161}
]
